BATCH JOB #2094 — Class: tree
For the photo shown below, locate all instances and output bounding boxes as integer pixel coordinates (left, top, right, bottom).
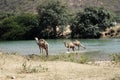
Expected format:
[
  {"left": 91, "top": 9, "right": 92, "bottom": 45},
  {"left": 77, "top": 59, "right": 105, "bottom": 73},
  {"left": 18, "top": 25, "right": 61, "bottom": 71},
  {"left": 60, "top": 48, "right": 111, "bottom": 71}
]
[
  {"left": 37, "top": 0, "right": 69, "bottom": 38},
  {"left": 15, "top": 13, "right": 39, "bottom": 39},
  {"left": 71, "top": 7, "right": 114, "bottom": 38},
  {"left": 0, "top": 13, "right": 38, "bottom": 40}
]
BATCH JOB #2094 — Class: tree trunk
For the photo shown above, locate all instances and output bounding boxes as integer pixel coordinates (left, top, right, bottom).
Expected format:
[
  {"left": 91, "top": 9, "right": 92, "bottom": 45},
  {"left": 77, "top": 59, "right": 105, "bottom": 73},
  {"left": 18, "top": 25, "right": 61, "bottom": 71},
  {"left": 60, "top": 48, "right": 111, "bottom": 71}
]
[{"left": 53, "top": 26, "right": 57, "bottom": 38}]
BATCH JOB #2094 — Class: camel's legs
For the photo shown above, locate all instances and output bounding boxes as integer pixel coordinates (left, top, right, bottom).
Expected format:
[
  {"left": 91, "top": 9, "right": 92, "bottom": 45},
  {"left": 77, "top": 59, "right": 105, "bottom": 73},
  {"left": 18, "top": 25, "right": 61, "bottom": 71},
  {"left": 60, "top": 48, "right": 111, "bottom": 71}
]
[
  {"left": 80, "top": 44, "right": 86, "bottom": 49},
  {"left": 41, "top": 48, "right": 43, "bottom": 53},
  {"left": 72, "top": 48, "right": 75, "bottom": 51},
  {"left": 45, "top": 49, "right": 48, "bottom": 57},
  {"left": 78, "top": 46, "right": 80, "bottom": 50},
  {"left": 67, "top": 48, "right": 69, "bottom": 52},
  {"left": 68, "top": 46, "right": 70, "bottom": 52},
  {"left": 39, "top": 46, "right": 44, "bottom": 54},
  {"left": 39, "top": 46, "right": 41, "bottom": 53}
]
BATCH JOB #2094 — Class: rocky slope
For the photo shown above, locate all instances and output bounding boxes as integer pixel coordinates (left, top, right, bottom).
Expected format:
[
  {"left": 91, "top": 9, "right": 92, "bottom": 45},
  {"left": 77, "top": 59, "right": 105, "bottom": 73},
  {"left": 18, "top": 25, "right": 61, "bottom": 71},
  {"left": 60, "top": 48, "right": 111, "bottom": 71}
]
[{"left": 0, "top": 0, "right": 120, "bottom": 16}]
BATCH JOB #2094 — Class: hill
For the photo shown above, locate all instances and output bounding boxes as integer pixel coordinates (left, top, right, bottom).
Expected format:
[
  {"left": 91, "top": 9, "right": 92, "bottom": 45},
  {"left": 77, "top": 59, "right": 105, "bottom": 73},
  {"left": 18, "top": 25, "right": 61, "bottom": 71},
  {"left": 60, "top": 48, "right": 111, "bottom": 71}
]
[{"left": 0, "top": 0, "right": 120, "bottom": 16}]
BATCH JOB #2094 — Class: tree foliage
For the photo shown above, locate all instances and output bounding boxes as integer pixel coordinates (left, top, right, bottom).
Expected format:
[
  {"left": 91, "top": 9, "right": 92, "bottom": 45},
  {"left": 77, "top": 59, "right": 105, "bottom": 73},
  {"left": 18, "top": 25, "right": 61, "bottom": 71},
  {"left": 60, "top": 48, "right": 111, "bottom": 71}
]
[
  {"left": 71, "top": 7, "right": 114, "bottom": 38},
  {"left": 37, "top": 0, "right": 69, "bottom": 38},
  {"left": 0, "top": 13, "right": 38, "bottom": 40},
  {"left": 0, "top": 6, "right": 115, "bottom": 40}
]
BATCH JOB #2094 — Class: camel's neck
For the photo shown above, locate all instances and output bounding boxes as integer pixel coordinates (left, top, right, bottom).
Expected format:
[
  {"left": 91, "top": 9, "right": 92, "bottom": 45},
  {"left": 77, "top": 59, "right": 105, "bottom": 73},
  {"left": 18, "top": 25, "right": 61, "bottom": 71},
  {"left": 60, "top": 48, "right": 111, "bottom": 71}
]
[
  {"left": 35, "top": 37, "right": 39, "bottom": 44},
  {"left": 36, "top": 40, "right": 39, "bottom": 45},
  {"left": 64, "top": 42, "right": 68, "bottom": 47},
  {"left": 80, "top": 43, "right": 85, "bottom": 48}
]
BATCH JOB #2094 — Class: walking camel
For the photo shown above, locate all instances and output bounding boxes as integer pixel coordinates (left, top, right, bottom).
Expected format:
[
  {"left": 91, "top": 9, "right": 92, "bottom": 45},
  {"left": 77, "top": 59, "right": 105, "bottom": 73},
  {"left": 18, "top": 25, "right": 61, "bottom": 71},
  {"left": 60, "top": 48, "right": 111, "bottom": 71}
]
[
  {"left": 73, "top": 40, "right": 86, "bottom": 50},
  {"left": 35, "top": 37, "right": 49, "bottom": 57},
  {"left": 64, "top": 41, "right": 75, "bottom": 52}
]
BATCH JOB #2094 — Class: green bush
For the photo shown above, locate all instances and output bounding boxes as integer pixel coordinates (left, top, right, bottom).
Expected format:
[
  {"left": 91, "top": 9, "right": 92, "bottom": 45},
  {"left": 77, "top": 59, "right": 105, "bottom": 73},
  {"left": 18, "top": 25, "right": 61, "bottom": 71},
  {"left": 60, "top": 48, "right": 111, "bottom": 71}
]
[
  {"left": 0, "top": 13, "right": 38, "bottom": 40},
  {"left": 70, "top": 7, "right": 114, "bottom": 38},
  {"left": 21, "top": 61, "right": 48, "bottom": 73}
]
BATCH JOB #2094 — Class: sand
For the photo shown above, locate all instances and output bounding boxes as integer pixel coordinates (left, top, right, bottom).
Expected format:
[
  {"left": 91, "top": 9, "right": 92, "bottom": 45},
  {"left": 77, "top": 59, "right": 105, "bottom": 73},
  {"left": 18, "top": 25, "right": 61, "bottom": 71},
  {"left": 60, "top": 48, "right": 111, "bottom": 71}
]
[{"left": 0, "top": 53, "right": 120, "bottom": 80}]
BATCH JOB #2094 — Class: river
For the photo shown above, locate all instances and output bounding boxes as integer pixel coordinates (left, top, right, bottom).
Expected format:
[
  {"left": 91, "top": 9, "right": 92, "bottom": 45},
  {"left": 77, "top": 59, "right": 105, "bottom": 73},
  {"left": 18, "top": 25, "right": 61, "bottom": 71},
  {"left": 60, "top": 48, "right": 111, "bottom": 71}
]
[{"left": 0, "top": 39, "right": 120, "bottom": 60}]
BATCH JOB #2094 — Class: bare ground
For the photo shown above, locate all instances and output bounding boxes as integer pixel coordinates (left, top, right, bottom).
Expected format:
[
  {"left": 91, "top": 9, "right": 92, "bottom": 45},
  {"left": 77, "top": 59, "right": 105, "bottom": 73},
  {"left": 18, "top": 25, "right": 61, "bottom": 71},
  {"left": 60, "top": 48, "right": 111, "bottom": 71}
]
[{"left": 0, "top": 53, "right": 120, "bottom": 80}]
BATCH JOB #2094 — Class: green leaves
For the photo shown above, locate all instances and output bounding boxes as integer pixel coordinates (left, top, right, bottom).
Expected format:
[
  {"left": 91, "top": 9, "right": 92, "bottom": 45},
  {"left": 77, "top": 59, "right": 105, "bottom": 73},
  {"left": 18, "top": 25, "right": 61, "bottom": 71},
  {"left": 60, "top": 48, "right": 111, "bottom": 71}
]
[
  {"left": 71, "top": 7, "right": 114, "bottom": 38},
  {"left": 37, "top": 0, "right": 69, "bottom": 38},
  {"left": 0, "top": 13, "right": 38, "bottom": 40}
]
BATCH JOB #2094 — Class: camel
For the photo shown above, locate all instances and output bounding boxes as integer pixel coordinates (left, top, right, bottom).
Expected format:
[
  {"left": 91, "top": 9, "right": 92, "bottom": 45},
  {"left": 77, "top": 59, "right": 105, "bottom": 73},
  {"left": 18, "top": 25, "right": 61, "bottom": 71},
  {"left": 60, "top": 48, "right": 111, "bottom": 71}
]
[
  {"left": 35, "top": 37, "right": 49, "bottom": 57},
  {"left": 64, "top": 41, "right": 75, "bottom": 52},
  {"left": 73, "top": 40, "right": 86, "bottom": 50}
]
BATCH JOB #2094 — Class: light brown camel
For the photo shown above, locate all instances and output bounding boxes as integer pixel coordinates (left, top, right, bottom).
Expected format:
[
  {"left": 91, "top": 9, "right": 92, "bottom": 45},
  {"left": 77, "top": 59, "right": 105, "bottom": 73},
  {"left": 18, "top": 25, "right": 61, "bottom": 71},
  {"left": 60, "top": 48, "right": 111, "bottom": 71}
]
[
  {"left": 73, "top": 40, "right": 86, "bottom": 50},
  {"left": 64, "top": 41, "right": 75, "bottom": 52},
  {"left": 35, "top": 37, "right": 49, "bottom": 57}
]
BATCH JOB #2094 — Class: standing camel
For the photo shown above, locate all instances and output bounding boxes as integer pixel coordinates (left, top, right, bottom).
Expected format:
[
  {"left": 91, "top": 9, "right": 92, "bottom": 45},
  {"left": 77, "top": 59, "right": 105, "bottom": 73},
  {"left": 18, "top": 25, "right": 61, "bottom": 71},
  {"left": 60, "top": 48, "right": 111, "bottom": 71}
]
[
  {"left": 64, "top": 41, "right": 75, "bottom": 52},
  {"left": 35, "top": 37, "right": 49, "bottom": 57},
  {"left": 73, "top": 40, "right": 86, "bottom": 50}
]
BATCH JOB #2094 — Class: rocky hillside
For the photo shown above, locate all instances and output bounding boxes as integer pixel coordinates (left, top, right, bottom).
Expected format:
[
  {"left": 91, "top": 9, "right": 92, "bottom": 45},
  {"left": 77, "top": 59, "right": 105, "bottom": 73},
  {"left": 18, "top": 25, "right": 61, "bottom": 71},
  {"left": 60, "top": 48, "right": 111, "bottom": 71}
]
[{"left": 0, "top": 0, "right": 120, "bottom": 16}]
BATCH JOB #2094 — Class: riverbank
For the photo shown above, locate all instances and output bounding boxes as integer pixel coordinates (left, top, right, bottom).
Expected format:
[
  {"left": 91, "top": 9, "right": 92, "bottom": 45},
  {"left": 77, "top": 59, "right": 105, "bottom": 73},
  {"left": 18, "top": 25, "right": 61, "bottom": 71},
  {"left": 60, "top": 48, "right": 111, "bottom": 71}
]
[
  {"left": 0, "top": 52, "right": 120, "bottom": 80},
  {"left": 101, "top": 24, "right": 120, "bottom": 38}
]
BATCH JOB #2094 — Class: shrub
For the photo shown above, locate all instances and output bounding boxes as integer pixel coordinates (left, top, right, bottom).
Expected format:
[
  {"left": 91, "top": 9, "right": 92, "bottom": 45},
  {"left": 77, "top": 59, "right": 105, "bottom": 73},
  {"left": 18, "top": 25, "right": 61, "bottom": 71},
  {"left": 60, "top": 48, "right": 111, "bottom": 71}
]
[
  {"left": 28, "top": 53, "right": 89, "bottom": 64},
  {"left": 70, "top": 7, "right": 114, "bottom": 38},
  {"left": 0, "top": 13, "right": 38, "bottom": 40},
  {"left": 111, "top": 75, "right": 120, "bottom": 80},
  {"left": 21, "top": 61, "right": 48, "bottom": 73},
  {"left": 77, "top": 55, "right": 88, "bottom": 64},
  {"left": 112, "top": 53, "right": 120, "bottom": 63}
]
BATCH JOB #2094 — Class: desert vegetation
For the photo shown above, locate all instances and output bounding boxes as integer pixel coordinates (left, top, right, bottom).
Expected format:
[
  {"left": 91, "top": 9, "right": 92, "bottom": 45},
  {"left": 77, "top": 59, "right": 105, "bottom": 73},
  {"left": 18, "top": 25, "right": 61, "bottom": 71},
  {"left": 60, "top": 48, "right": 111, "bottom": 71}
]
[
  {"left": 112, "top": 53, "right": 120, "bottom": 64},
  {"left": 27, "top": 53, "right": 89, "bottom": 64}
]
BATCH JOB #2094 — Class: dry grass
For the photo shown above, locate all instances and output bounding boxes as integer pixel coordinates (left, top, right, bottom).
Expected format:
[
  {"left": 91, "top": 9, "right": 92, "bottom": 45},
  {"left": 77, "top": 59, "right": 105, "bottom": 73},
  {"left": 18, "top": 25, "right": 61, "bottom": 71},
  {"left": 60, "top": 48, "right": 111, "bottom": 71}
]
[{"left": 27, "top": 53, "right": 89, "bottom": 64}]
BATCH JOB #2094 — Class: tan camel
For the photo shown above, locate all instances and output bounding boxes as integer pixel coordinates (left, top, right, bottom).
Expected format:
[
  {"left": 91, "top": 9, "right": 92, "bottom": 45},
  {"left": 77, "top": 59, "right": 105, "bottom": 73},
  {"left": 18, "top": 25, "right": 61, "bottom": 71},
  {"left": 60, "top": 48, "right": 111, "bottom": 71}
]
[
  {"left": 73, "top": 40, "right": 86, "bottom": 50},
  {"left": 35, "top": 37, "right": 49, "bottom": 57},
  {"left": 64, "top": 41, "right": 75, "bottom": 52}
]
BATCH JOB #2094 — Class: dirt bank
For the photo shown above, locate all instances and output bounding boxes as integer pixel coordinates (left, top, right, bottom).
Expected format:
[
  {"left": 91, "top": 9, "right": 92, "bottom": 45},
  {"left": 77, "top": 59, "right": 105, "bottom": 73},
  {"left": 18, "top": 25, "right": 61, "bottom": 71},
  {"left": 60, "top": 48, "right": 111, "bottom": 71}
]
[{"left": 0, "top": 53, "right": 120, "bottom": 80}]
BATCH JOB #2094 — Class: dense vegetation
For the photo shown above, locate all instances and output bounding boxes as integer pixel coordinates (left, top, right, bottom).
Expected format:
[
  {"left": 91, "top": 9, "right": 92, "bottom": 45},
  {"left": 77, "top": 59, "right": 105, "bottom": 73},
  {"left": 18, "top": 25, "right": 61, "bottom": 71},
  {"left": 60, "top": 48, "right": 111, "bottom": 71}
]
[
  {"left": 37, "top": 0, "right": 69, "bottom": 39},
  {"left": 0, "top": 13, "right": 38, "bottom": 40},
  {"left": 70, "top": 7, "right": 114, "bottom": 38},
  {"left": 0, "top": 0, "right": 115, "bottom": 40}
]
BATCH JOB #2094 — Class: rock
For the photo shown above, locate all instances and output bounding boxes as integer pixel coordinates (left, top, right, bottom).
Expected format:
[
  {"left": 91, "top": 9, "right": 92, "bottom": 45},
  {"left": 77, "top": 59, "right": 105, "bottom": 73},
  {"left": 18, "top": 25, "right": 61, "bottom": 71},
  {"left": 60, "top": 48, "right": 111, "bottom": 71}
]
[{"left": 11, "top": 76, "right": 16, "bottom": 79}]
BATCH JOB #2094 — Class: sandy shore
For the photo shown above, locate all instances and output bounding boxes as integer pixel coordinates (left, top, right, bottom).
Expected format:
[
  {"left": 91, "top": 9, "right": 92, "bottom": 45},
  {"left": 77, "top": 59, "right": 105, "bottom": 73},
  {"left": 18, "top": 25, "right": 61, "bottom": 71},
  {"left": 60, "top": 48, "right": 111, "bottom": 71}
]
[{"left": 0, "top": 53, "right": 120, "bottom": 80}]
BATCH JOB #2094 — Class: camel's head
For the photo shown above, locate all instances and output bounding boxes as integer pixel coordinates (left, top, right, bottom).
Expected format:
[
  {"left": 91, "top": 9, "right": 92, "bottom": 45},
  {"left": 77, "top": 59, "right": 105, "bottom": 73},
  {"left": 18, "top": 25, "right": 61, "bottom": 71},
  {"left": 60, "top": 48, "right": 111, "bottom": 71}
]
[
  {"left": 35, "top": 37, "right": 39, "bottom": 44},
  {"left": 63, "top": 41, "right": 66, "bottom": 44},
  {"left": 35, "top": 37, "right": 38, "bottom": 41}
]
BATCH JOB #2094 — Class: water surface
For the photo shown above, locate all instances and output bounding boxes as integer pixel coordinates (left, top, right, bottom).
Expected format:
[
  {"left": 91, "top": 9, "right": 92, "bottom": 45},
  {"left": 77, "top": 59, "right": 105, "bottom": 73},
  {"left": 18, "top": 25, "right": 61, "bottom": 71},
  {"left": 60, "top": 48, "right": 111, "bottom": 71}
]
[{"left": 0, "top": 39, "right": 120, "bottom": 60}]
